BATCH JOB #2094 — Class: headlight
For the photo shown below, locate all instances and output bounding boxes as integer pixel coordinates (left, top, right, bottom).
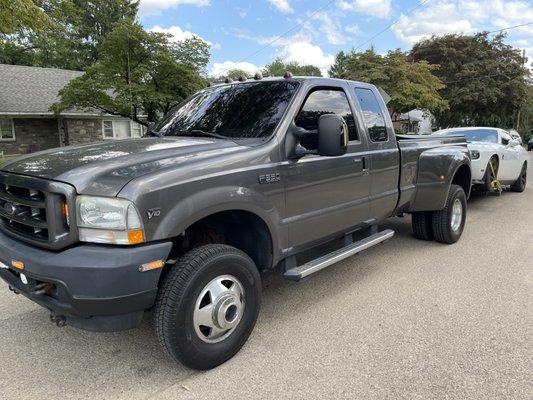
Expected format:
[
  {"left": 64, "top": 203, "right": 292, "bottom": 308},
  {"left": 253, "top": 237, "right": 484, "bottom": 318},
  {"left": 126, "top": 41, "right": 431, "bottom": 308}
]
[
  {"left": 469, "top": 150, "right": 480, "bottom": 160},
  {"left": 76, "top": 196, "right": 144, "bottom": 245}
]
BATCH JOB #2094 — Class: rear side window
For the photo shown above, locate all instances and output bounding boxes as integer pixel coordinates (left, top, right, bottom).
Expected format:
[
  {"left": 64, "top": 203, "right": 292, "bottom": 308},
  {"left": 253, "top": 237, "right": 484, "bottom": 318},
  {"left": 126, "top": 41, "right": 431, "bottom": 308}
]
[
  {"left": 354, "top": 88, "right": 388, "bottom": 142},
  {"left": 295, "top": 89, "right": 358, "bottom": 142}
]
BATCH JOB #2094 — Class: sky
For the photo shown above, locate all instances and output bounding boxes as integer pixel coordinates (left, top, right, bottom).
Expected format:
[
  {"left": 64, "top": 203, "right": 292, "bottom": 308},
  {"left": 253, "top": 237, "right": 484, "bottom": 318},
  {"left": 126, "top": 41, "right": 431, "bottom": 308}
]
[{"left": 138, "top": 0, "right": 533, "bottom": 77}]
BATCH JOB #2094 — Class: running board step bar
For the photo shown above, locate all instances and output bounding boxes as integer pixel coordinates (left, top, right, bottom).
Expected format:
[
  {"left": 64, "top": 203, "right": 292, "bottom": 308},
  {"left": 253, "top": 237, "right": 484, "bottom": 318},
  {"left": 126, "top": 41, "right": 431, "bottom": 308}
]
[{"left": 283, "top": 229, "right": 395, "bottom": 281}]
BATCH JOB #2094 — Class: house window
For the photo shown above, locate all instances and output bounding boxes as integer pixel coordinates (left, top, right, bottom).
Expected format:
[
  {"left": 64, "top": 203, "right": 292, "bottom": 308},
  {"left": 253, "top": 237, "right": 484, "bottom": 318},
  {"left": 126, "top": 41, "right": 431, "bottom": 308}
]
[
  {"left": 102, "top": 120, "right": 145, "bottom": 139},
  {"left": 0, "top": 119, "right": 15, "bottom": 141}
]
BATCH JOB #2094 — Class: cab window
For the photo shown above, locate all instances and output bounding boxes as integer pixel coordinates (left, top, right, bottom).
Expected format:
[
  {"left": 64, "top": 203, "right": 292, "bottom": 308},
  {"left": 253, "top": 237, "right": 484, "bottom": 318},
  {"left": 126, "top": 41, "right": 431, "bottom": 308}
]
[
  {"left": 295, "top": 89, "right": 358, "bottom": 146},
  {"left": 354, "top": 88, "right": 388, "bottom": 142}
]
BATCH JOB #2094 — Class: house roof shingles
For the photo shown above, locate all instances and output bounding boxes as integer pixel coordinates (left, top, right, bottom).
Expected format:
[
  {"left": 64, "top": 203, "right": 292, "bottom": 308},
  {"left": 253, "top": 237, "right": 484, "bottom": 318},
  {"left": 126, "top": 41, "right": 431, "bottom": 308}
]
[{"left": 0, "top": 64, "right": 85, "bottom": 115}]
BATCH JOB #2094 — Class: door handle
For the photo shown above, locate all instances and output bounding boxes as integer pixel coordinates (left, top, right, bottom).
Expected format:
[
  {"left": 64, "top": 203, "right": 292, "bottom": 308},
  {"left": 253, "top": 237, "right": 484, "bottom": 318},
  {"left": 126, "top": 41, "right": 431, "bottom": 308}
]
[{"left": 354, "top": 156, "right": 370, "bottom": 175}]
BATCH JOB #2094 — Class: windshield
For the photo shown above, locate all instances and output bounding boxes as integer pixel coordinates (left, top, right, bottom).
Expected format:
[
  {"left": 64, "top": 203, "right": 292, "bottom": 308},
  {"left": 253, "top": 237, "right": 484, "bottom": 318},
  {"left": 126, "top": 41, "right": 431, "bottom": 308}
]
[
  {"left": 444, "top": 129, "right": 499, "bottom": 143},
  {"left": 155, "top": 80, "right": 300, "bottom": 140}
]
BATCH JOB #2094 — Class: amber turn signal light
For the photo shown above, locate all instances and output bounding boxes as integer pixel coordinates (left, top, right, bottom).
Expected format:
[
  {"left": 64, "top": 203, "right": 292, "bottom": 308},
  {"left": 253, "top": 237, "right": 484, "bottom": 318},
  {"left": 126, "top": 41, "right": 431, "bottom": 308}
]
[
  {"left": 11, "top": 260, "right": 25, "bottom": 270},
  {"left": 127, "top": 229, "right": 145, "bottom": 245},
  {"left": 139, "top": 260, "right": 165, "bottom": 273}
]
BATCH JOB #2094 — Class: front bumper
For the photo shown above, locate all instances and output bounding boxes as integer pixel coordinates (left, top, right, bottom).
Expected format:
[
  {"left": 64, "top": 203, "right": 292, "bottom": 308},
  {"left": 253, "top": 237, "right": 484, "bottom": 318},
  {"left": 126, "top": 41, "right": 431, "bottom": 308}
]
[
  {"left": 0, "top": 230, "right": 172, "bottom": 331},
  {"left": 470, "top": 158, "right": 486, "bottom": 184}
]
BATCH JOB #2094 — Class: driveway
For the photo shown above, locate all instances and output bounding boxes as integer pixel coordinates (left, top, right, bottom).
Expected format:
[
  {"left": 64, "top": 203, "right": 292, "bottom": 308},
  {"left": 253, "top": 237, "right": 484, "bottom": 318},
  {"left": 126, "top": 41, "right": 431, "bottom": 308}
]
[{"left": 1, "top": 156, "right": 531, "bottom": 400}]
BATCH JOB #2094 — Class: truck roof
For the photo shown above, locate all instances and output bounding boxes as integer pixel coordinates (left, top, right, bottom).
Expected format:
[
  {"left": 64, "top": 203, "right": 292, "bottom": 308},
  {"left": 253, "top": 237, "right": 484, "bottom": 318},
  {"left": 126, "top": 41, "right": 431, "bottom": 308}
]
[{"left": 209, "top": 76, "right": 376, "bottom": 89}]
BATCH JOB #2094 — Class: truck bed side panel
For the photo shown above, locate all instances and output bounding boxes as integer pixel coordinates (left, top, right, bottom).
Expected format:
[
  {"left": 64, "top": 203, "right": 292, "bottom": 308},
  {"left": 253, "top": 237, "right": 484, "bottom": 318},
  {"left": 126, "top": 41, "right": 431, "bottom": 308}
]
[{"left": 396, "top": 135, "right": 470, "bottom": 213}]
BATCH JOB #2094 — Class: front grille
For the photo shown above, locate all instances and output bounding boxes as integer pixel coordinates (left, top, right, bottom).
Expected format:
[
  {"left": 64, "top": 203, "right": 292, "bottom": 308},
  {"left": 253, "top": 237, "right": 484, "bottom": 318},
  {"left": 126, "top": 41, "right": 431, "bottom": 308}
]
[{"left": 0, "top": 172, "right": 77, "bottom": 250}]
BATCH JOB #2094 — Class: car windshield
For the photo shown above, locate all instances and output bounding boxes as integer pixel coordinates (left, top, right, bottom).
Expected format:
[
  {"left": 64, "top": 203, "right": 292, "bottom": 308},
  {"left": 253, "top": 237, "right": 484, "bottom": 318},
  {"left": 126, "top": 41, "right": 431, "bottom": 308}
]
[
  {"left": 444, "top": 129, "right": 499, "bottom": 143},
  {"left": 154, "top": 80, "right": 300, "bottom": 140}
]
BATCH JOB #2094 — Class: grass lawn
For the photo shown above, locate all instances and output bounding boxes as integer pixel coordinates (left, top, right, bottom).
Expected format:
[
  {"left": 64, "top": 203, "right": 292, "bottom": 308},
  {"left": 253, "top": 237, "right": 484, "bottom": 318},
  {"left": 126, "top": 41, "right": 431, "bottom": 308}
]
[{"left": 0, "top": 155, "right": 16, "bottom": 164}]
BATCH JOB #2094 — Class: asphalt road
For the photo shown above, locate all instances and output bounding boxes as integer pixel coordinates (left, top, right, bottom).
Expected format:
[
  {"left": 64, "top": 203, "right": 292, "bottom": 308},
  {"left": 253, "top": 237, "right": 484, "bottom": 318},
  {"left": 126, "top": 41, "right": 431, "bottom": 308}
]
[{"left": 1, "top": 156, "right": 532, "bottom": 400}]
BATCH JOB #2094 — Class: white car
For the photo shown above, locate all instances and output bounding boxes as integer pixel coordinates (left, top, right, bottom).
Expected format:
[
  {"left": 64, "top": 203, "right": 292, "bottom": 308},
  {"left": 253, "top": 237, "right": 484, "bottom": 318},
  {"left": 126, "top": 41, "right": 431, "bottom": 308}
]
[{"left": 434, "top": 127, "right": 528, "bottom": 192}]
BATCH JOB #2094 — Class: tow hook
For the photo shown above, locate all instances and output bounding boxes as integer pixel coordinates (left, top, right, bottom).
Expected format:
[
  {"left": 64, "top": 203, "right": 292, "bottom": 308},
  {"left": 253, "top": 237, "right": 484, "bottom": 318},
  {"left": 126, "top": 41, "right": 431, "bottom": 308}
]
[
  {"left": 33, "top": 283, "right": 55, "bottom": 296},
  {"left": 50, "top": 314, "right": 66, "bottom": 327},
  {"left": 8, "top": 285, "right": 20, "bottom": 294}
]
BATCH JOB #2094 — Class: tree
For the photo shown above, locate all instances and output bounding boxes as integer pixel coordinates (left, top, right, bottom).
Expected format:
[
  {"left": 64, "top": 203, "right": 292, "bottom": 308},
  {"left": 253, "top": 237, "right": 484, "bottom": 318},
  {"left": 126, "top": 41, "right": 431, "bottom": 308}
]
[
  {"left": 225, "top": 69, "right": 249, "bottom": 80},
  {"left": 518, "top": 85, "right": 533, "bottom": 139},
  {"left": 410, "top": 33, "right": 530, "bottom": 128},
  {"left": 264, "top": 58, "right": 322, "bottom": 77},
  {"left": 171, "top": 36, "right": 211, "bottom": 73},
  {"left": 0, "top": 0, "right": 50, "bottom": 33},
  {"left": 0, "top": 0, "right": 138, "bottom": 69},
  {"left": 328, "top": 51, "right": 349, "bottom": 78},
  {"left": 330, "top": 48, "right": 448, "bottom": 115},
  {"left": 52, "top": 20, "right": 207, "bottom": 124}
]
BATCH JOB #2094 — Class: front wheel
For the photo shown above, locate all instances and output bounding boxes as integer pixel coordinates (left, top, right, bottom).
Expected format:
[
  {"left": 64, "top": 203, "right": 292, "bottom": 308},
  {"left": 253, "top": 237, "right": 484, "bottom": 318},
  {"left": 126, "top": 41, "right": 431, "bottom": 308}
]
[
  {"left": 154, "top": 244, "right": 261, "bottom": 370},
  {"left": 431, "top": 184, "right": 467, "bottom": 244}
]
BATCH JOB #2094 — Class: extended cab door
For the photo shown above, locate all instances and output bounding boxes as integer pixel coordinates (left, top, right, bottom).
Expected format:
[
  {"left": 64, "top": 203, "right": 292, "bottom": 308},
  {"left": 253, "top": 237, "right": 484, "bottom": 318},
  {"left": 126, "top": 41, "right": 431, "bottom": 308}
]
[
  {"left": 282, "top": 83, "right": 371, "bottom": 249},
  {"left": 350, "top": 85, "right": 400, "bottom": 221}
]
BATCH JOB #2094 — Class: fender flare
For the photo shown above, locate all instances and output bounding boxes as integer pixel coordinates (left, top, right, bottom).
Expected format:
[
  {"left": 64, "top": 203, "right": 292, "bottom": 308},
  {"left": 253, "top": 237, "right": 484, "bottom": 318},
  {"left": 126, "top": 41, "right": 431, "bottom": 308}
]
[
  {"left": 152, "top": 185, "right": 282, "bottom": 257},
  {"left": 410, "top": 146, "right": 471, "bottom": 212}
]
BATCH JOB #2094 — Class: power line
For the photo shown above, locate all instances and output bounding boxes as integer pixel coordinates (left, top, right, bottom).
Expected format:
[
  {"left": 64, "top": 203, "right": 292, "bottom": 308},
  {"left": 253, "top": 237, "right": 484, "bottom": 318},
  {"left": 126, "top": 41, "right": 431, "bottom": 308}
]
[
  {"left": 352, "top": 0, "right": 431, "bottom": 52},
  {"left": 487, "top": 21, "right": 533, "bottom": 34},
  {"left": 216, "top": 0, "right": 336, "bottom": 76}
]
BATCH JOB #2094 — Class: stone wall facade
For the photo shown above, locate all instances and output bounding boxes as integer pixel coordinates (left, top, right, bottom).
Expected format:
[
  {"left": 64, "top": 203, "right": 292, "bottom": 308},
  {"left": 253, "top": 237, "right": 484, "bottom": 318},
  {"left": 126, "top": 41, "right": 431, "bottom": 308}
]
[
  {"left": 65, "top": 118, "right": 104, "bottom": 145},
  {"left": 0, "top": 118, "right": 60, "bottom": 155},
  {"left": 0, "top": 117, "right": 140, "bottom": 156}
]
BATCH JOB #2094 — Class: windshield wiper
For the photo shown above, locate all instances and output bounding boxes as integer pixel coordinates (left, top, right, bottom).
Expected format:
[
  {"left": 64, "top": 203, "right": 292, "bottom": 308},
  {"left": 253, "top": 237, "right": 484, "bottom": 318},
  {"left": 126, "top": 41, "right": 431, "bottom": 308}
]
[
  {"left": 145, "top": 124, "right": 163, "bottom": 138},
  {"left": 188, "top": 130, "right": 230, "bottom": 140}
]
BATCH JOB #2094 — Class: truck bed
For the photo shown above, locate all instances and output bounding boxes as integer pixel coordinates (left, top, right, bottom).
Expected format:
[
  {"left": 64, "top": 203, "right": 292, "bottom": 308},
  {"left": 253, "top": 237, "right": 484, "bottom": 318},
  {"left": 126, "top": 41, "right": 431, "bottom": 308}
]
[{"left": 395, "top": 134, "right": 469, "bottom": 214}]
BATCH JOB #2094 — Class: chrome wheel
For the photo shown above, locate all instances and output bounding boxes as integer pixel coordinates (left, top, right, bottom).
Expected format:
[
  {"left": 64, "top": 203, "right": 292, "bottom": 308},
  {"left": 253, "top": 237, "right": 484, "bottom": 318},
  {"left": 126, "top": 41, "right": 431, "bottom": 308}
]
[
  {"left": 450, "top": 198, "right": 463, "bottom": 232},
  {"left": 193, "top": 275, "right": 245, "bottom": 343}
]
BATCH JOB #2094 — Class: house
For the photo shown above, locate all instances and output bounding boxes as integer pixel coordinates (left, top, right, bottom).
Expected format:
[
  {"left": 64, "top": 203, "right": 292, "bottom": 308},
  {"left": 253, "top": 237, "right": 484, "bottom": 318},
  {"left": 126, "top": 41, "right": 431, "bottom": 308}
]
[
  {"left": 392, "top": 109, "right": 436, "bottom": 135},
  {"left": 0, "top": 64, "right": 146, "bottom": 156}
]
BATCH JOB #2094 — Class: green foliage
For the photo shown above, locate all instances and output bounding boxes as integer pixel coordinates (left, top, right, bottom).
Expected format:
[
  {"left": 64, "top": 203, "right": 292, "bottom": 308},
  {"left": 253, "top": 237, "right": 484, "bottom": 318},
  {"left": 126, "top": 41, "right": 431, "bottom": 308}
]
[
  {"left": 329, "top": 48, "right": 448, "bottom": 115},
  {"left": 264, "top": 58, "right": 322, "bottom": 77},
  {"left": 52, "top": 21, "right": 207, "bottom": 124},
  {"left": 410, "top": 33, "right": 530, "bottom": 128},
  {"left": 328, "top": 51, "right": 349, "bottom": 78},
  {"left": 225, "top": 69, "right": 249, "bottom": 80},
  {"left": 518, "top": 85, "right": 533, "bottom": 139},
  {"left": 1, "top": 0, "right": 139, "bottom": 70},
  {"left": 171, "top": 35, "right": 211, "bottom": 73},
  {"left": 0, "top": 0, "right": 51, "bottom": 33}
]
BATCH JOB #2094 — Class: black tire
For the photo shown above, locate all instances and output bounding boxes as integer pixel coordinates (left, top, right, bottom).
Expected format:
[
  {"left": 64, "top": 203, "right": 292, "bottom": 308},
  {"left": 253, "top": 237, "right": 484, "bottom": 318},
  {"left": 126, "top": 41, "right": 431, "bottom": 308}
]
[
  {"left": 510, "top": 163, "right": 527, "bottom": 193},
  {"left": 154, "top": 244, "right": 261, "bottom": 370},
  {"left": 482, "top": 156, "right": 499, "bottom": 193},
  {"left": 412, "top": 211, "right": 434, "bottom": 241},
  {"left": 431, "top": 184, "right": 467, "bottom": 244}
]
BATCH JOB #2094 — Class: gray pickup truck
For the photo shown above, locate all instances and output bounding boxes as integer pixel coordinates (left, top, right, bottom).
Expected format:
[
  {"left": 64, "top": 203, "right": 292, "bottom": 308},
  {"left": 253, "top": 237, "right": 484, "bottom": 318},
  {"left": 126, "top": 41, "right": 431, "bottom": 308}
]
[{"left": 0, "top": 77, "right": 471, "bottom": 369}]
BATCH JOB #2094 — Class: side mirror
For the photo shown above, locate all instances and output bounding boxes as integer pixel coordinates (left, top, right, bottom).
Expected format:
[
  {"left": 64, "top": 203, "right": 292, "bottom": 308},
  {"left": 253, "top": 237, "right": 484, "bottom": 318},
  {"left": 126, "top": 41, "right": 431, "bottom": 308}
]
[{"left": 318, "top": 114, "right": 348, "bottom": 157}]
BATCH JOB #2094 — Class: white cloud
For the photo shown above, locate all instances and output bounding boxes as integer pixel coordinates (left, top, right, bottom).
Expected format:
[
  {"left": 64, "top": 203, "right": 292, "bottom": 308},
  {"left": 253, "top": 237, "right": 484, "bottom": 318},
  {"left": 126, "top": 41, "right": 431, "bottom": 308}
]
[
  {"left": 392, "top": 0, "right": 533, "bottom": 45},
  {"left": 391, "top": 0, "right": 533, "bottom": 70},
  {"left": 148, "top": 25, "right": 220, "bottom": 49},
  {"left": 337, "top": 0, "right": 391, "bottom": 19},
  {"left": 345, "top": 24, "right": 361, "bottom": 35},
  {"left": 305, "top": 12, "right": 347, "bottom": 45},
  {"left": 233, "top": 29, "right": 312, "bottom": 46},
  {"left": 392, "top": 3, "right": 475, "bottom": 44},
  {"left": 281, "top": 41, "right": 335, "bottom": 76},
  {"left": 139, "top": 0, "right": 209, "bottom": 16},
  {"left": 209, "top": 61, "right": 261, "bottom": 77},
  {"left": 268, "top": 0, "right": 293, "bottom": 13}
]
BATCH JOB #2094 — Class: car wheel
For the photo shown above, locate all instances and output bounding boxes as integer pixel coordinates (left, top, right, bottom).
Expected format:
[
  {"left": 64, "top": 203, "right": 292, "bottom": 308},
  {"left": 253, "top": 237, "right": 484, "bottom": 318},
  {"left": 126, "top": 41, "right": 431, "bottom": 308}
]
[
  {"left": 482, "top": 156, "right": 499, "bottom": 193},
  {"left": 154, "top": 244, "right": 261, "bottom": 370},
  {"left": 411, "top": 211, "right": 434, "bottom": 241},
  {"left": 431, "top": 184, "right": 467, "bottom": 244},
  {"left": 510, "top": 163, "right": 527, "bottom": 193}
]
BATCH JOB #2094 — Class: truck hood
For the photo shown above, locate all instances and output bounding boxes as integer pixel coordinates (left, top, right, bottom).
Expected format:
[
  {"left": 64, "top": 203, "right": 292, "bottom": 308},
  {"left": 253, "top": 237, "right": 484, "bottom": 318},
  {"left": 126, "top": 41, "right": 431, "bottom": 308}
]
[{"left": 0, "top": 138, "right": 244, "bottom": 195}]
